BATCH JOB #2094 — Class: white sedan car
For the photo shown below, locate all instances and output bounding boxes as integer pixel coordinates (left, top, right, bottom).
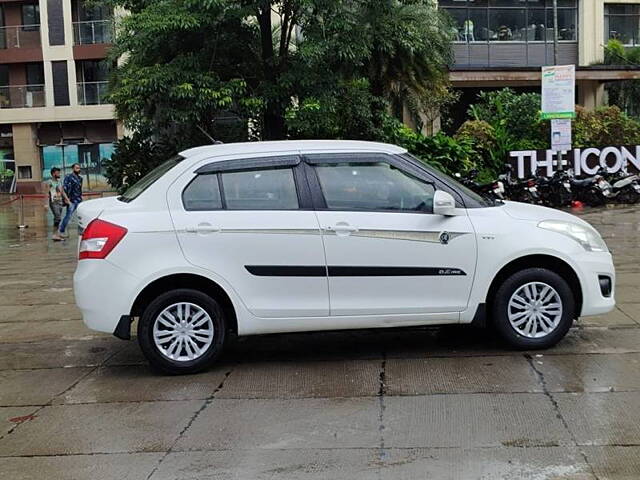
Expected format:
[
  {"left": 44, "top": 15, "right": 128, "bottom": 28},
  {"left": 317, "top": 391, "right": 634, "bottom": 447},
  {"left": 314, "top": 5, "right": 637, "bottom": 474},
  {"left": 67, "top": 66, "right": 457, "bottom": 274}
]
[{"left": 74, "top": 140, "right": 615, "bottom": 374}]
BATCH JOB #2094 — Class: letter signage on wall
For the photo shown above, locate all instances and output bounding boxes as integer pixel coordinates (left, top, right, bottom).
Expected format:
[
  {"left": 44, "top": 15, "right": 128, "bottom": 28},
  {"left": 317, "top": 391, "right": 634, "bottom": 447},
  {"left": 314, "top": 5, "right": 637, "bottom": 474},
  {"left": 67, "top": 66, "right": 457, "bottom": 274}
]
[{"left": 508, "top": 146, "right": 640, "bottom": 178}]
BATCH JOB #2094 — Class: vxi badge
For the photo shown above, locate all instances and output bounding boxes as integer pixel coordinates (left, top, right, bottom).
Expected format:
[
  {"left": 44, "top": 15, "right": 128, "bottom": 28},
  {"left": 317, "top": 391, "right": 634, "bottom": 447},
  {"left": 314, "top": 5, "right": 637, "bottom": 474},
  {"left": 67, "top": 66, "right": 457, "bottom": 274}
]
[{"left": 438, "top": 268, "right": 465, "bottom": 276}]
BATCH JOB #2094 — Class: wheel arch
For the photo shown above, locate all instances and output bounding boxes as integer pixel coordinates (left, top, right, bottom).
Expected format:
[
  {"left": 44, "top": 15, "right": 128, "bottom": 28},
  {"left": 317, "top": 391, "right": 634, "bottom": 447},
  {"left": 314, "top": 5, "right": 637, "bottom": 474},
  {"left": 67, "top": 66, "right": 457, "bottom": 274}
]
[
  {"left": 485, "top": 254, "right": 583, "bottom": 318},
  {"left": 130, "top": 273, "right": 238, "bottom": 334}
]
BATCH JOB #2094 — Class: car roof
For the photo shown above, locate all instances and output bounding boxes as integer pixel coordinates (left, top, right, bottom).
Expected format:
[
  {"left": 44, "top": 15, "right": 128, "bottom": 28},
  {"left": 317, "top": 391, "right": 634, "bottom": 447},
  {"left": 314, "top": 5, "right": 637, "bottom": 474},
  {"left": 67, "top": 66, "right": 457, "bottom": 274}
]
[{"left": 179, "top": 140, "right": 406, "bottom": 161}]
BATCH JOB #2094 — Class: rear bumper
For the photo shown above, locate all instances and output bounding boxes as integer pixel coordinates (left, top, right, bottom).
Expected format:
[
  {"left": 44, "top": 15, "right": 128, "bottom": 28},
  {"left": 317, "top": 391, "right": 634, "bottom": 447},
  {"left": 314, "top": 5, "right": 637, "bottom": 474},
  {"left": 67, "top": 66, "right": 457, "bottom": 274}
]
[
  {"left": 574, "top": 251, "right": 616, "bottom": 317},
  {"left": 74, "top": 259, "right": 139, "bottom": 334}
]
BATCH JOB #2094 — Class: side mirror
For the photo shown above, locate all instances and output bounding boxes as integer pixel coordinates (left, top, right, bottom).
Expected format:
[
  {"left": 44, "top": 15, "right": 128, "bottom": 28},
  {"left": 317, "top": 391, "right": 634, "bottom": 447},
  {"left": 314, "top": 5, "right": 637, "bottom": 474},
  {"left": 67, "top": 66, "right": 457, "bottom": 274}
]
[{"left": 433, "top": 190, "right": 457, "bottom": 216}]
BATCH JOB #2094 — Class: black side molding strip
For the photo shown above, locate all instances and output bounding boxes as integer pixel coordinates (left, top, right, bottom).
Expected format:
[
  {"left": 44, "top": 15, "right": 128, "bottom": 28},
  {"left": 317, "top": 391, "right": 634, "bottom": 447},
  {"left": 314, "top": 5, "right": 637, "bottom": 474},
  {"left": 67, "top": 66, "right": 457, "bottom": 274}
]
[
  {"left": 245, "top": 265, "right": 327, "bottom": 277},
  {"left": 328, "top": 266, "right": 466, "bottom": 276},
  {"left": 245, "top": 266, "right": 466, "bottom": 277}
]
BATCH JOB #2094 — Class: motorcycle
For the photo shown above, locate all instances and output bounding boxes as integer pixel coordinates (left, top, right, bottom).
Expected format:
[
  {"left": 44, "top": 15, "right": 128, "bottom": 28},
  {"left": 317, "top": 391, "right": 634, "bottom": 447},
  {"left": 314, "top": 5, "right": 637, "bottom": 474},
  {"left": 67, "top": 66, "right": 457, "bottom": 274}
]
[
  {"left": 499, "top": 164, "right": 541, "bottom": 204},
  {"left": 568, "top": 168, "right": 611, "bottom": 207},
  {"left": 537, "top": 169, "right": 573, "bottom": 208},
  {"left": 456, "top": 170, "right": 505, "bottom": 200}
]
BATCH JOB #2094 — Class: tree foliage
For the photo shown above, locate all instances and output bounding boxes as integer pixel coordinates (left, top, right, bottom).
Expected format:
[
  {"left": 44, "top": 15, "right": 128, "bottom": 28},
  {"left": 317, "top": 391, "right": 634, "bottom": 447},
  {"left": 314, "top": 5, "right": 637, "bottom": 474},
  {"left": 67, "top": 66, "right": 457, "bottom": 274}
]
[{"left": 104, "top": 0, "right": 454, "bottom": 189}]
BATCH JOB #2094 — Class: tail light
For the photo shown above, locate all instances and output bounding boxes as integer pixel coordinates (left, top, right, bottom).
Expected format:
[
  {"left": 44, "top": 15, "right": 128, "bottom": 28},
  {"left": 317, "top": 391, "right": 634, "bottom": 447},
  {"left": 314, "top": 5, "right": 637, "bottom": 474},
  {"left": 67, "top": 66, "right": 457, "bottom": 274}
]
[
  {"left": 79, "top": 219, "right": 127, "bottom": 260},
  {"left": 527, "top": 179, "right": 536, "bottom": 187}
]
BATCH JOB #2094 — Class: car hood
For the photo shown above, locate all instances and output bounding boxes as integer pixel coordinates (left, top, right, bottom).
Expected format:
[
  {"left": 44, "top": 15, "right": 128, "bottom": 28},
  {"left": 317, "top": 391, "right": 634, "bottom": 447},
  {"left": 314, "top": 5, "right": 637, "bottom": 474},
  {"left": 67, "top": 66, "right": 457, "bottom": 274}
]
[
  {"left": 501, "top": 201, "right": 590, "bottom": 227},
  {"left": 77, "top": 196, "right": 122, "bottom": 229}
]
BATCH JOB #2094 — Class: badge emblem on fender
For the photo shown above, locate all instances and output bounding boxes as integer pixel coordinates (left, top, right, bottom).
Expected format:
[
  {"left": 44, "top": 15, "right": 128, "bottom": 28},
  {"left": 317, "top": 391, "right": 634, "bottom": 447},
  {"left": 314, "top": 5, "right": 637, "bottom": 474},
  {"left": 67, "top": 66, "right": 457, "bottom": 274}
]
[{"left": 439, "top": 231, "right": 450, "bottom": 245}]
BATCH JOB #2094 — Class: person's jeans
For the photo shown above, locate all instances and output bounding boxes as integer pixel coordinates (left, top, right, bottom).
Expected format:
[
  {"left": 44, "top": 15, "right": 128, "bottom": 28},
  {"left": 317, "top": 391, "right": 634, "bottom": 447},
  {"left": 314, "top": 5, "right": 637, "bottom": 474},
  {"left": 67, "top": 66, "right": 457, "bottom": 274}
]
[
  {"left": 59, "top": 201, "right": 81, "bottom": 233},
  {"left": 49, "top": 199, "right": 63, "bottom": 227}
]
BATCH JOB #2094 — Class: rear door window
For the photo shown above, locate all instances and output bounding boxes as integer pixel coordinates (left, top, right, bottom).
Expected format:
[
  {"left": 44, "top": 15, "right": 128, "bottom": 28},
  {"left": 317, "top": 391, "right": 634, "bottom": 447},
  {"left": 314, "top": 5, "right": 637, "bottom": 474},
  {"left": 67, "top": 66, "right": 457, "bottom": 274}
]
[{"left": 220, "top": 168, "right": 299, "bottom": 210}]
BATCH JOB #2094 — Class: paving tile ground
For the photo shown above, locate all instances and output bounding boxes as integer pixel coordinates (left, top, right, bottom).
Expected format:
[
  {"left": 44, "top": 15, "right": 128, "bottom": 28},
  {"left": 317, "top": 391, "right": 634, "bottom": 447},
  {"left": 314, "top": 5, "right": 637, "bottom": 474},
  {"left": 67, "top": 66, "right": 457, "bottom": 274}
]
[{"left": 1, "top": 198, "right": 640, "bottom": 478}]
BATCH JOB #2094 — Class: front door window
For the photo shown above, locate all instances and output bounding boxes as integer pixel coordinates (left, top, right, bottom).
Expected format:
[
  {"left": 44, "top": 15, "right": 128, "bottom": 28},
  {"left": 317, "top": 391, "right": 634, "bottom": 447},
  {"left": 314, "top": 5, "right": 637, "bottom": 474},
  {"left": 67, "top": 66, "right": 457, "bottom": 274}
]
[{"left": 314, "top": 162, "right": 435, "bottom": 212}]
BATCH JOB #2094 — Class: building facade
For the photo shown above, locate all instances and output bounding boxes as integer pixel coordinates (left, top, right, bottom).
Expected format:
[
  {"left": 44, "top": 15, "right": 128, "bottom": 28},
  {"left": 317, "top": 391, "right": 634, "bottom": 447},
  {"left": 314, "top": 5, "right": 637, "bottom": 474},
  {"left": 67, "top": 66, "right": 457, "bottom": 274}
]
[
  {"left": 0, "top": 0, "right": 118, "bottom": 193},
  {"left": 440, "top": 0, "right": 640, "bottom": 120}
]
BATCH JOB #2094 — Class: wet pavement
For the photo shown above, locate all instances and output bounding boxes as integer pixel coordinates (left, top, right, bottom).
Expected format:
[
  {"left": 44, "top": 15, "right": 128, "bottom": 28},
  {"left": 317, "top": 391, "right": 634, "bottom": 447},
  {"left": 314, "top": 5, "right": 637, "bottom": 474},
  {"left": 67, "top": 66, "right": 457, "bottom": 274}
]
[{"left": 1, "top": 196, "right": 640, "bottom": 479}]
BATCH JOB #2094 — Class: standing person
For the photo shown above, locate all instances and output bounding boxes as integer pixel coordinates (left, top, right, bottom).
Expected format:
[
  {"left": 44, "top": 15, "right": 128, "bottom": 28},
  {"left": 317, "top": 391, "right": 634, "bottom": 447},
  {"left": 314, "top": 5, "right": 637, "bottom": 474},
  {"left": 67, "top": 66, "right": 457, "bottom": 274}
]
[
  {"left": 47, "top": 167, "right": 64, "bottom": 230},
  {"left": 53, "top": 163, "right": 83, "bottom": 241}
]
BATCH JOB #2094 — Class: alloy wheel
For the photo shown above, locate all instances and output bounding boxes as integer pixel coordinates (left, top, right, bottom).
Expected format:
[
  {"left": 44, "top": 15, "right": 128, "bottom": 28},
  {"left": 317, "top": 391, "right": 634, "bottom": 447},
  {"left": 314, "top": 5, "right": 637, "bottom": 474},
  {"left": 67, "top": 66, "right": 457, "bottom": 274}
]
[
  {"left": 507, "top": 282, "right": 563, "bottom": 338},
  {"left": 152, "top": 302, "right": 214, "bottom": 362}
]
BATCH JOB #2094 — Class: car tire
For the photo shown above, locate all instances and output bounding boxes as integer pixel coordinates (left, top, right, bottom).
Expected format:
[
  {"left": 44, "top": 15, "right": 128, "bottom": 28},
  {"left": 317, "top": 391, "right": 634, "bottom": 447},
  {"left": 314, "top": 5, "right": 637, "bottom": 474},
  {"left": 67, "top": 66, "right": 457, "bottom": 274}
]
[
  {"left": 492, "top": 268, "right": 575, "bottom": 350},
  {"left": 137, "top": 288, "right": 226, "bottom": 375}
]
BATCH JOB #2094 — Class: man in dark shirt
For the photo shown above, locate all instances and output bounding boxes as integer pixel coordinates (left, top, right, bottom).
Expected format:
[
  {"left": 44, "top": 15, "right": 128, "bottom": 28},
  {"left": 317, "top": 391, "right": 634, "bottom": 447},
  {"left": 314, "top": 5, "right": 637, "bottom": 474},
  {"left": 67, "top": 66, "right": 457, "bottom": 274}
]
[{"left": 53, "top": 163, "right": 83, "bottom": 241}]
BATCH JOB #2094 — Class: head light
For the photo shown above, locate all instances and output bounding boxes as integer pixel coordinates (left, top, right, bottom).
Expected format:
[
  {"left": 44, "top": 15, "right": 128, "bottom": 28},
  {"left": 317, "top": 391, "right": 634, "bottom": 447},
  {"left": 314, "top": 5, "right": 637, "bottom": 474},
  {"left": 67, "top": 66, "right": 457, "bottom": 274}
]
[{"left": 538, "top": 220, "right": 608, "bottom": 252}]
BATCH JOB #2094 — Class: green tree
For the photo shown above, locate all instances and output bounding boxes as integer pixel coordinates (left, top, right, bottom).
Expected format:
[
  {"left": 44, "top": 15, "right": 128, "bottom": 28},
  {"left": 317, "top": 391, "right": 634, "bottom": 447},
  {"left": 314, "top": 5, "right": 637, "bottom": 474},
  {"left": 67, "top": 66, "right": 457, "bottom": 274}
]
[
  {"left": 105, "top": 0, "right": 454, "bottom": 189},
  {"left": 107, "top": 0, "right": 453, "bottom": 140}
]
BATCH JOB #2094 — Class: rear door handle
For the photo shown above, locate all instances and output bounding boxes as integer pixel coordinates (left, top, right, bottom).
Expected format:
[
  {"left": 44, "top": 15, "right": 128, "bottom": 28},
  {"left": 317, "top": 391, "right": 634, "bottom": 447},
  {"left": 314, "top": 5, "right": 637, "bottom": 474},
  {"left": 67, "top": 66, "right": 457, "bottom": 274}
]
[{"left": 186, "top": 223, "right": 219, "bottom": 234}]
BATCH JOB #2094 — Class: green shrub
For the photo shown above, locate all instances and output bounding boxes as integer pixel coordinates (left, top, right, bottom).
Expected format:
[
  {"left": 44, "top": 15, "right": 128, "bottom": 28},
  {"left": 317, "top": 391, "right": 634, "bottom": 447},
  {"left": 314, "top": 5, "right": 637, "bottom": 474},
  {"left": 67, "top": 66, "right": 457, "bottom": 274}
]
[
  {"left": 467, "top": 88, "right": 546, "bottom": 147},
  {"left": 573, "top": 105, "right": 640, "bottom": 148},
  {"left": 383, "top": 118, "right": 475, "bottom": 175},
  {"left": 455, "top": 120, "right": 495, "bottom": 151}
]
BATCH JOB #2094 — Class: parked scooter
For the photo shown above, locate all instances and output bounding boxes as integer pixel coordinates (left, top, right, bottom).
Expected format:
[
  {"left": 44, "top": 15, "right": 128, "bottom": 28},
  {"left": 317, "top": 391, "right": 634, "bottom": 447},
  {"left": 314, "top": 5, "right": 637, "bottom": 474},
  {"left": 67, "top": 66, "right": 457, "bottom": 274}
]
[{"left": 601, "top": 170, "right": 640, "bottom": 204}]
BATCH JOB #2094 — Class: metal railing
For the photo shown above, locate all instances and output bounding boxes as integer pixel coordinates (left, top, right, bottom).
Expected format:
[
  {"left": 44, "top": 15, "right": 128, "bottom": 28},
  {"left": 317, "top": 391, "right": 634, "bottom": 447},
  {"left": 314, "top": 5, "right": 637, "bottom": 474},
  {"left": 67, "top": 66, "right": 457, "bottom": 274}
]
[
  {"left": 77, "top": 81, "right": 109, "bottom": 105},
  {"left": 0, "top": 85, "right": 45, "bottom": 108},
  {"left": 0, "top": 25, "right": 41, "bottom": 49},
  {"left": 73, "top": 20, "right": 113, "bottom": 45}
]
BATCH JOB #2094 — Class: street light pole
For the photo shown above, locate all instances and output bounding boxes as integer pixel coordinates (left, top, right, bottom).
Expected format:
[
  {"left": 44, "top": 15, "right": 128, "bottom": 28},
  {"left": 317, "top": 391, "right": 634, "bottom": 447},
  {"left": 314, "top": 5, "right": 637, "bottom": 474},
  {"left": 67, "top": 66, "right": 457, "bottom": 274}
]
[{"left": 553, "top": 0, "right": 559, "bottom": 66}]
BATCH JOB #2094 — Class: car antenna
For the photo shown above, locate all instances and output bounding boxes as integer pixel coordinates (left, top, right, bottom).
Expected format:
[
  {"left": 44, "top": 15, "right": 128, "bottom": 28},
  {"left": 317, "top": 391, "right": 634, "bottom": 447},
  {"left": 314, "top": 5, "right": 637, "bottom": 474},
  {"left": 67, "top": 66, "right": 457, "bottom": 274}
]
[{"left": 197, "top": 125, "right": 223, "bottom": 144}]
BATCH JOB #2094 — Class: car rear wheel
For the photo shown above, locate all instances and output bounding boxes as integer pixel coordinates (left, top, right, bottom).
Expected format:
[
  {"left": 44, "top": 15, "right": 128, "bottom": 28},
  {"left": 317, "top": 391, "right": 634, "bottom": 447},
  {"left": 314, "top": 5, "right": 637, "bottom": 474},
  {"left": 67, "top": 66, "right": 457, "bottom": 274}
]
[
  {"left": 138, "top": 288, "right": 226, "bottom": 374},
  {"left": 492, "top": 268, "right": 575, "bottom": 350}
]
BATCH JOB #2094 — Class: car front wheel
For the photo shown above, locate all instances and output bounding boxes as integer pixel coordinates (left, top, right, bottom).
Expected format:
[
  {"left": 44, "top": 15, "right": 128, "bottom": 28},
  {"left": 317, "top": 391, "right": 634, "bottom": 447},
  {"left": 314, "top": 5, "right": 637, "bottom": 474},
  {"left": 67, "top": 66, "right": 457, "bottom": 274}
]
[
  {"left": 138, "top": 288, "right": 226, "bottom": 374},
  {"left": 492, "top": 268, "right": 575, "bottom": 350}
]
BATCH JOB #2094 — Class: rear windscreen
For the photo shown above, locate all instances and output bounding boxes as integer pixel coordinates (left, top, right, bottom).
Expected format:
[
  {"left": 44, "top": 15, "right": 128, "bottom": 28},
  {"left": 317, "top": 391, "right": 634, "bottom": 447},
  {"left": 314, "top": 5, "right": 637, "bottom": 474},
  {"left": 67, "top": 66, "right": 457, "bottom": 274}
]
[{"left": 118, "top": 155, "right": 183, "bottom": 203}]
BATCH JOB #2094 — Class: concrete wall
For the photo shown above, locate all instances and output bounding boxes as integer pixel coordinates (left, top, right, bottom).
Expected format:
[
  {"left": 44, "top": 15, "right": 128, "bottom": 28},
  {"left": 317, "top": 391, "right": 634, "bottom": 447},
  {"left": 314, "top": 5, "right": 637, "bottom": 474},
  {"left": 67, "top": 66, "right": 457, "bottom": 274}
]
[
  {"left": 12, "top": 123, "right": 41, "bottom": 186},
  {"left": 580, "top": 0, "right": 640, "bottom": 65}
]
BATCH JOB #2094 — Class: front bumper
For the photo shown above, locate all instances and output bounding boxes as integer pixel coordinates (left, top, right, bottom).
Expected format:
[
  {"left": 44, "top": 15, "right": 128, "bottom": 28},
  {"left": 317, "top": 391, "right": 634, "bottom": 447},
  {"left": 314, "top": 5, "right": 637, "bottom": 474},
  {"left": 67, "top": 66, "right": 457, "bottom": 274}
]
[
  {"left": 573, "top": 250, "right": 616, "bottom": 317},
  {"left": 74, "top": 259, "right": 140, "bottom": 334}
]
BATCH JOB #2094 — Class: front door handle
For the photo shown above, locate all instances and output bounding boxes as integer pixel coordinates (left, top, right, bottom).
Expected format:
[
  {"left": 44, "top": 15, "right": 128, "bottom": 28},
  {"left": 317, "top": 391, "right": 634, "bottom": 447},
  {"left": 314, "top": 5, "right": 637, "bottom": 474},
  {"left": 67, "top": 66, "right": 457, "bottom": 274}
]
[{"left": 325, "top": 222, "right": 358, "bottom": 236}]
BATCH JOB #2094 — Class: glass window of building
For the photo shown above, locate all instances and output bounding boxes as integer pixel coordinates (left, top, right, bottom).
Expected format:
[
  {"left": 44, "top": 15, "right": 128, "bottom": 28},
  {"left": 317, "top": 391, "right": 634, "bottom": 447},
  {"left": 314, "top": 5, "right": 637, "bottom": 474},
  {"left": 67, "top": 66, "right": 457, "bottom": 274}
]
[
  {"left": 441, "top": 0, "right": 577, "bottom": 43},
  {"left": 26, "top": 63, "right": 44, "bottom": 87},
  {"left": 605, "top": 5, "right": 640, "bottom": 46},
  {"left": 489, "top": 8, "right": 526, "bottom": 41},
  {"left": 21, "top": 4, "right": 40, "bottom": 31},
  {"left": 0, "top": 65, "right": 8, "bottom": 87}
]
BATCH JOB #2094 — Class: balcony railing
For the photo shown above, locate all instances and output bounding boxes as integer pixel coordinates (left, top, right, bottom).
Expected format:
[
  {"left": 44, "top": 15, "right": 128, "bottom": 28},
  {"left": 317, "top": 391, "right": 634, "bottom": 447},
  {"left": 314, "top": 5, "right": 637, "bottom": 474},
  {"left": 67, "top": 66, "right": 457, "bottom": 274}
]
[
  {"left": 77, "top": 81, "right": 109, "bottom": 105},
  {"left": 0, "top": 25, "right": 41, "bottom": 49},
  {"left": 0, "top": 85, "right": 45, "bottom": 108},
  {"left": 73, "top": 20, "right": 113, "bottom": 45}
]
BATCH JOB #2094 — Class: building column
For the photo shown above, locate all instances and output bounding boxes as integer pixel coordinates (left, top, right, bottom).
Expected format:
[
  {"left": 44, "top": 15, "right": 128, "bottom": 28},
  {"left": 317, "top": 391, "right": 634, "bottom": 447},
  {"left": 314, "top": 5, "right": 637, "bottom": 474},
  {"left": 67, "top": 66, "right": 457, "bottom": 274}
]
[
  {"left": 12, "top": 123, "right": 42, "bottom": 192},
  {"left": 579, "top": 0, "right": 605, "bottom": 65},
  {"left": 578, "top": 80, "right": 605, "bottom": 110}
]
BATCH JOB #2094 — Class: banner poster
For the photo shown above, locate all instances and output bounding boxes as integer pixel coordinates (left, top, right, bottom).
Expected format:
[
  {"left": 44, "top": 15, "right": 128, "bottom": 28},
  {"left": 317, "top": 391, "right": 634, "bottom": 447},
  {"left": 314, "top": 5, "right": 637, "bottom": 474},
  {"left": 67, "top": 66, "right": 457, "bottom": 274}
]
[{"left": 541, "top": 65, "right": 575, "bottom": 120}]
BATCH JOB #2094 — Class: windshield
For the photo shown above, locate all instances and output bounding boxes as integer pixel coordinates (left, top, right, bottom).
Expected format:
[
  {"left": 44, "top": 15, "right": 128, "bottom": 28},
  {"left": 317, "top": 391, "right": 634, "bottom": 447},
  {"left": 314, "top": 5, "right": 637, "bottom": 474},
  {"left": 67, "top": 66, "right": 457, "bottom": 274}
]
[
  {"left": 119, "top": 156, "right": 183, "bottom": 203},
  {"left": 401, "top": 153, "right": 496, "bottom": 207}
]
